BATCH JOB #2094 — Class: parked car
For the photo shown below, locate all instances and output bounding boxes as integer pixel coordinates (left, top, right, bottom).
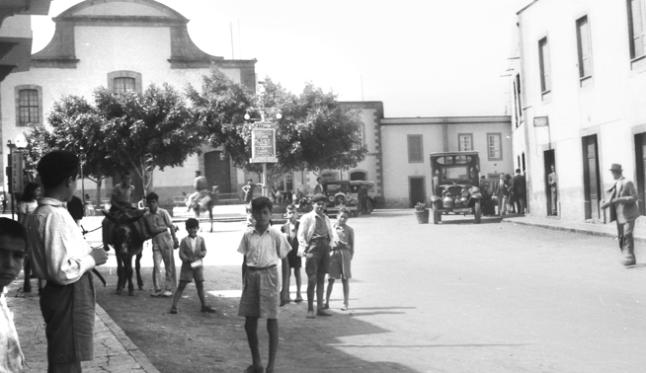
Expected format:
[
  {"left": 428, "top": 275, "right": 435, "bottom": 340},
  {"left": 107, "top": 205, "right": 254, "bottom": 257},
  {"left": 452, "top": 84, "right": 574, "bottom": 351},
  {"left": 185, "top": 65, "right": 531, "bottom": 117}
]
[
  {"left": 429, "top": 151, "right": 483, "bottom": 224},
  {"left": 321, "top": 180, "right": 359, "bottom": 216}
]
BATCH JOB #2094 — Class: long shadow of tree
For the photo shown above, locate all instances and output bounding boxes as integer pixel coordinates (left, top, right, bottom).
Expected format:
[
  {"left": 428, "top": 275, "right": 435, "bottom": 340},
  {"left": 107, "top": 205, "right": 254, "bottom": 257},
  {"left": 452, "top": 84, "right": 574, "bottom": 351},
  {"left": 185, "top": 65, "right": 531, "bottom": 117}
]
[{"left": 96, "top": 265, "right": 422, "bottom": 373}]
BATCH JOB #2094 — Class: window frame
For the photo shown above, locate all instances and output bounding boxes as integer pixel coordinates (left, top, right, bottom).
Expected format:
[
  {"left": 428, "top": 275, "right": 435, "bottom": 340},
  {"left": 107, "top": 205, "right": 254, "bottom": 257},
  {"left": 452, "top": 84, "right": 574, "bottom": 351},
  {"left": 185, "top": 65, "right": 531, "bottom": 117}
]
[
  {"left": 628, "top": 0, "right": 646, "bottom": 61},
  {"left": 538, "top": 36, "right": 552, "bottom": 95},
  {"left": 486, "top": 133, "right": 503, "bottom": 161},
  {"left": 15, "top": 85, "right": 43, "bottom": 127},
  {"left": 407, "top": 134, "right": 424, "bottom": 163},
  {"left": 457, "top": 133, "right": 474, "bottom": 152},
  {"left": 107, "top": 71, "right": 142, "bottom": 94},
  {"left": 576, "top": 15, "right": 593, "bottom": 80}
]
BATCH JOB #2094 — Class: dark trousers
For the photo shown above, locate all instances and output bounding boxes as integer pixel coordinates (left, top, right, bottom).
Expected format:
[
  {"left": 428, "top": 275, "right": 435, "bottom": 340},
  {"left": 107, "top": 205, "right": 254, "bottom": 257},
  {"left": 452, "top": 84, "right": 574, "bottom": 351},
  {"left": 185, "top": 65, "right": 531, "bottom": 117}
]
[
  {"left": 617, "top": 220, "right": 636, "bottom": 265},
  {"left": 40, "top": 272, "right": 95, "bottom": 371}
]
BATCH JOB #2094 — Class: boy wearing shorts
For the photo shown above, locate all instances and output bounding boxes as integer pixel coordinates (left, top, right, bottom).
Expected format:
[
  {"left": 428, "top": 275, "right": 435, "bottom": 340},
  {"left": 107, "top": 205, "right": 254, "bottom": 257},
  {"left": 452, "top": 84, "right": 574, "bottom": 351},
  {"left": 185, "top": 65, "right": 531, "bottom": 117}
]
[
  {"left": 280, "top": 205, "right": 303, "bottom": 305},
  {"left": 238, "top": 197, "right": 291, "bottom": 373},
  {"left": 170, "top": 218, "right": 216, "bottom": 314}
]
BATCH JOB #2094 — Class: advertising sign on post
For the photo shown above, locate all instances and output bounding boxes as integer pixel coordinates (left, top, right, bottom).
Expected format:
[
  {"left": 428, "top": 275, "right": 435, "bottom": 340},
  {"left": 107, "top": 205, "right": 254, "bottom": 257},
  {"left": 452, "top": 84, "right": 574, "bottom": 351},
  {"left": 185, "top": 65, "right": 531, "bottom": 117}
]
[{"left": 250, "top": 122, "right": 278, "bottom": 164}]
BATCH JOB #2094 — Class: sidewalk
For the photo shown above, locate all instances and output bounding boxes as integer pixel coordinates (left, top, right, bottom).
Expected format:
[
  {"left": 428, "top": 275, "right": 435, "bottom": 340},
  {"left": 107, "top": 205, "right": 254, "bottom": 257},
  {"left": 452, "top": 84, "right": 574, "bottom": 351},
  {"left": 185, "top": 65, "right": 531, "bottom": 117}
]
[
  {"left": 6, "top": 282, "right": 160, "bottom": 373},
  {"left": 502, "top": 214, "right": 646, "bottom": 241}
]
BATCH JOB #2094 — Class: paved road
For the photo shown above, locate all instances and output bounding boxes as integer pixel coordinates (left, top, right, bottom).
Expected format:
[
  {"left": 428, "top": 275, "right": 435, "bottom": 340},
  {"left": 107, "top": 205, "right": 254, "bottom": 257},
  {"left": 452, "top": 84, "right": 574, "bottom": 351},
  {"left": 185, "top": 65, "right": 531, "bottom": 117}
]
[{"left": 94, "top": 211, "right": 646, "bottom": 372}]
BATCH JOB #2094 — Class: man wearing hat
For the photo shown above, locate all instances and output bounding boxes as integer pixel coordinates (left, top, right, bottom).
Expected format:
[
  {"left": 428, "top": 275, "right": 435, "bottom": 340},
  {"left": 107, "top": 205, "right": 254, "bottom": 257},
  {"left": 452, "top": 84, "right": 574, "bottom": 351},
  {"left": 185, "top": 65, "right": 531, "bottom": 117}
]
[
  {"left": 297, "top": 194, "right": 338, "bottom": 318},
  {"left": 601, "top": 163, "right": 639, "bottom": 266}
]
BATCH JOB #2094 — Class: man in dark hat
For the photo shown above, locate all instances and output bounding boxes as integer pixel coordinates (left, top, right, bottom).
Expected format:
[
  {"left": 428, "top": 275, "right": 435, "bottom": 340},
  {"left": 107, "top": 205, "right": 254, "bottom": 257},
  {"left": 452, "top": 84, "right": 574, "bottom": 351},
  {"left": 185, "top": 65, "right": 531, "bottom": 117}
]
[{"left": 601, "top": 163, "right": 639, "bottom": 266}]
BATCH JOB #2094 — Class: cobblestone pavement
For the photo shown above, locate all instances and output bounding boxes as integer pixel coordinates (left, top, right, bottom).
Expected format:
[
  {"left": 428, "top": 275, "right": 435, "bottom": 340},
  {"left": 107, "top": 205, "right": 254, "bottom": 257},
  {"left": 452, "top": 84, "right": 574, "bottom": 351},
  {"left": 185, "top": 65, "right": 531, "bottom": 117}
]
[{"left": 7, "top": 284, "right": 159, "bottom": 373}]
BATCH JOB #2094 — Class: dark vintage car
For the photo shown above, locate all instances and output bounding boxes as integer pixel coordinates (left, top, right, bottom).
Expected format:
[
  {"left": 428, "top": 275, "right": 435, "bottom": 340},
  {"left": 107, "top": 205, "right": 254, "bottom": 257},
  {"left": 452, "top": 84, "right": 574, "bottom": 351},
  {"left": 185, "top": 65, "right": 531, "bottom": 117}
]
[
  {"left": 320, "top": 180, "right": 378, "bottom": 216},
  {"left": 429, "top": 151, "right": 483, "bottom": 224}
]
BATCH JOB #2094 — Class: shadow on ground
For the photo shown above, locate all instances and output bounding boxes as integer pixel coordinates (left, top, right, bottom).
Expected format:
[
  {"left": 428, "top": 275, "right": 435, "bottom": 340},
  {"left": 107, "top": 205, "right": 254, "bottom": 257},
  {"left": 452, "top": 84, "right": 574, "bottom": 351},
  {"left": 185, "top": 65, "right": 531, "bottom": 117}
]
[{"left": 96, "top": 264, "right": 422, "bottom": 373}]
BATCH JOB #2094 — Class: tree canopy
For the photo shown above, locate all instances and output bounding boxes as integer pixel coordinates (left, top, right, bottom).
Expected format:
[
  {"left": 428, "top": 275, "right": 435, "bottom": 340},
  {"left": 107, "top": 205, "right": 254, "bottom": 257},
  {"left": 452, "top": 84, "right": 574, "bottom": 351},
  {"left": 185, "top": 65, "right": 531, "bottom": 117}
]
[{"left": 187, "top": 69, "right": 367, "bottom": 174}]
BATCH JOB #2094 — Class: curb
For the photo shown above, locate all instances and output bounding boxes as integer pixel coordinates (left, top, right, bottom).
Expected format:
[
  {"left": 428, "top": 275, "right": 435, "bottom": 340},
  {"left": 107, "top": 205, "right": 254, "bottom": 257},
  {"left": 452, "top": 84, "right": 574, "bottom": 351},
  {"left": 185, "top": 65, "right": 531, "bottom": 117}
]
[
  {"left": 502, "top": 218, "right": 646, "bottom": 243},
  {"left": 95, "top": 304, "right": 161, "bottom": 373}
]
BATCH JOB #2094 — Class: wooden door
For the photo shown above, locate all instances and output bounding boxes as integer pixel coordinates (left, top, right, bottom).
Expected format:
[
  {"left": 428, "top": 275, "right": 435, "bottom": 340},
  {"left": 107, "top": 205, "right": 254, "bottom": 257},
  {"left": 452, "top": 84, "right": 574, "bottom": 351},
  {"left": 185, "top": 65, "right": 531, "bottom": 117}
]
[
  {"left": 204, "top": 151, "right": 231, "bottom": 193},
  {"left": 409, "top": 176, "right": 426, "bottom": 208},
  {"left": 582, "top": 135, "right": 601, "bottom": 220},
  {"left": 635, "top": 133, "right": 646, "bottom": 215}
]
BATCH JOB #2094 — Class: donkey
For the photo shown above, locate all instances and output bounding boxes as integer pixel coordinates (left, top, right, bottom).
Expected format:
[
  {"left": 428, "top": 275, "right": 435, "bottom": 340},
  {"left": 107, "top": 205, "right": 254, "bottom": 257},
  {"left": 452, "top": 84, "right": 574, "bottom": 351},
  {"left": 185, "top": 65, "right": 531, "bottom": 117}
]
[{"left": 102, "top": 213, "right": 147, "bottom": 295}]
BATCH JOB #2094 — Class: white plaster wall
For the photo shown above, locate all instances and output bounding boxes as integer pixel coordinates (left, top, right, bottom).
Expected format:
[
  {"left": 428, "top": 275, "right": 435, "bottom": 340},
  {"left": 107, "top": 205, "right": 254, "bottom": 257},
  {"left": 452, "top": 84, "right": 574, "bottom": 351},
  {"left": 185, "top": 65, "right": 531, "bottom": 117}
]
[
  {"left": 382, "top": 121, "right": 513, "bottom": 207},
  {"left": 1, "top": 24, "right": 242, "bottom": 199},
  {"left": 516, "top": 0, "right": 646, "bottom": 221},
  {"left": 0, "top": 15, "right": 31, "bottom": 38}
]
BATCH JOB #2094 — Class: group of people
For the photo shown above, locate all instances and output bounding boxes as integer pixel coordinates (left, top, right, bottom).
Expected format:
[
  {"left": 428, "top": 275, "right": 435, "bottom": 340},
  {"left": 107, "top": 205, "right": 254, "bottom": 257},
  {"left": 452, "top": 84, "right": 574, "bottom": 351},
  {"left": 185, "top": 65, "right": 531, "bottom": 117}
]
[
  {"left": 239, "top": 193, "right": 355, "bottom": 373},
  {"left": 490, "top": 169, "right": 527, "bottom": 216}
]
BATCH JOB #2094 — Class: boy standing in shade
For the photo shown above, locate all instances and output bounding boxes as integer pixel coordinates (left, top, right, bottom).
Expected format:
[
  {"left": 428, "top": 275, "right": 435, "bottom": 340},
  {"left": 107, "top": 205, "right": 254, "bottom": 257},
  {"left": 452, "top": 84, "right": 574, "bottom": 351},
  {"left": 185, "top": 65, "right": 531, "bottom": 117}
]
[
  {"left": 238, "top": 197, "right": 291, "bottom": 373},
  {"left": 25, "top": 150, "right": 108, "bottom": 373},
  {"left": 297, "top": 194, "right": 338, "bottom": 319}
]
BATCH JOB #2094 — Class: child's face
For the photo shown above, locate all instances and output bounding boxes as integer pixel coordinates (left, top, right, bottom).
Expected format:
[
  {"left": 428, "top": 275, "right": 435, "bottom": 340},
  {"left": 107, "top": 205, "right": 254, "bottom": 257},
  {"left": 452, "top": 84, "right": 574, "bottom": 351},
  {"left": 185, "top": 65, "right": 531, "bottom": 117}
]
[
  {"left": 188, "top": 226, "right": 198, "bottom": 238},
  {"left": 252, "top": 206, "right": 272, "bottom": 230},
  {"left": 285, "top": 210, "right": 297, "bottom": 222},
  {"left": 337, "top": 212, "right": 349, "bottom": 225},
  {"left": 147, "top": 199, "right": 158, "bottom": 212},
  {"left": 0, "top": 236, "right": 25, "bottom": 288}
]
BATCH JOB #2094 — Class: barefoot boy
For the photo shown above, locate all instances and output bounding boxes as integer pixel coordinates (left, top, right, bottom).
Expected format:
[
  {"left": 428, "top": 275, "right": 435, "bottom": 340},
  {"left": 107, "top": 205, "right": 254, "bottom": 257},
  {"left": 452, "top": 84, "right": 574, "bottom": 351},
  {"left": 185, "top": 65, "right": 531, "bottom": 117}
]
[
  {"left": 238, "top": 197, "right": 291, "bottom": 373},
  {"left": 170, "top": 218, "right": 216, "bottom": 314}
]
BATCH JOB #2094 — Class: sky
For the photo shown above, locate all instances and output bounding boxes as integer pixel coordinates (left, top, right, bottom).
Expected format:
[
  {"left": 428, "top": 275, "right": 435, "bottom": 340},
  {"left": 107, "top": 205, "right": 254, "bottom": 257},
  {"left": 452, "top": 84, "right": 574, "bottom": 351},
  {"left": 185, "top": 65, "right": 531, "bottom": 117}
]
[{"left": 31, "top": 0, "right": 531, "bottom": 118}]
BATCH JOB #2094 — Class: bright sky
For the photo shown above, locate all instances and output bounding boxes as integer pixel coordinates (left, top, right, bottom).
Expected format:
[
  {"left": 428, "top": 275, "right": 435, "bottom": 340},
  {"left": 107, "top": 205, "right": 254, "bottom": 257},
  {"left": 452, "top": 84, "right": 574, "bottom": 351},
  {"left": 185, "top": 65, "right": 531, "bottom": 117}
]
[{"left": 32, "top": 0, "right": 531, "bottom": 118}]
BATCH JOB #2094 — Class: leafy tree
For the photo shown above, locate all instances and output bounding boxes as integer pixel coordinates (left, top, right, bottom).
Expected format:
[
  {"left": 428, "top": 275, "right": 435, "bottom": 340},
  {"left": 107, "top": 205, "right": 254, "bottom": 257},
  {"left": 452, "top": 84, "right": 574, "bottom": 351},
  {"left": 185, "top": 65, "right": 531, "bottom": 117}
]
[
  {"left": 24, "top": 95, "right": 118, "bottom": 204},
  {"left": 94, "top": 83, "right": 203, "bottom": 194},
  {"left": 187, "top": 70, "right": 366, "bottom": 178}
]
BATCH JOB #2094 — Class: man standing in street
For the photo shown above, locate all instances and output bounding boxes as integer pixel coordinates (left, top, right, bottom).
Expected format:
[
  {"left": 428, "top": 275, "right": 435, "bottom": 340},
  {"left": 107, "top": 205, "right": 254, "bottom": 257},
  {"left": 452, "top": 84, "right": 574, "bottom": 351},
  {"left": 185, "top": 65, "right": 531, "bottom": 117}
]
[
  {"left": 547, "top": 165, "right": 558, "bottom": 216},
  {"left": 25, "top": 150, "right": 108, "bottom": 373},
  {"left": 297, "top": 194, "right": 337, "bottom": 319},
  {"left": 601, "top": 163, "right": 640, "bottom": 266},
  {"left": 511, "top": 169, "right": 526, "bottom": 215}
]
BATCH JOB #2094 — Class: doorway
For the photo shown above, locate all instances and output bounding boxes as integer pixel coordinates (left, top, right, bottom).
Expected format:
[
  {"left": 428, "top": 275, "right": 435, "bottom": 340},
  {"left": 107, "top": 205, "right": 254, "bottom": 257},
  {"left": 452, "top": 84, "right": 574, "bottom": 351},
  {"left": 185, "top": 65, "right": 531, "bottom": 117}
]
[
  {"left": 204, "top": 150, "right": 231, "bottom": 193},
  {"left": 409, "top": 176, "right": 426, "bottom": 208},
  {"left": 543, "top": 149, "right": 556, "bottom": 216},
  {"left": 635, "top": 133, "right": 646, "bottom": 215},
  {"left": 582, "top": 135, "right": 601, "bottom": 220}
]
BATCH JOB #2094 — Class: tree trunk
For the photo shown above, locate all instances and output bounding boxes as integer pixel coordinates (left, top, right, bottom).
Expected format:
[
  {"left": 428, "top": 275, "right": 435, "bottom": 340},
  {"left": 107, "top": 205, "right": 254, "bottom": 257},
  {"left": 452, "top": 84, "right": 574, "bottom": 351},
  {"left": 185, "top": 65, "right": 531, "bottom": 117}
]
[{"left": 96, "top": 178, "right": 103, "bottom": 207}]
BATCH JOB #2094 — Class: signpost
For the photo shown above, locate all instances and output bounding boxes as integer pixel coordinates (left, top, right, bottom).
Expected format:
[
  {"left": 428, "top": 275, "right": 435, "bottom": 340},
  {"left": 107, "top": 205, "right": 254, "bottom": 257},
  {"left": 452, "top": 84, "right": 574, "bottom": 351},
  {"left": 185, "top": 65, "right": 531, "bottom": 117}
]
[{"left": 249, "top": 122, "right": 278, "bottom": 196}]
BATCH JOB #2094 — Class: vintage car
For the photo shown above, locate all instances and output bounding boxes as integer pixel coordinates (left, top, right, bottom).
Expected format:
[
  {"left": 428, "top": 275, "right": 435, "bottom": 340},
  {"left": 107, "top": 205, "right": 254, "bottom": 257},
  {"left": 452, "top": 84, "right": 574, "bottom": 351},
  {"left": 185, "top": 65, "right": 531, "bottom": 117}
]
[
  {"left": 321, "top": 180, "right": 360, "bottom": 216},
  {"left": 429, "top": 151, "right": 483, "bottom": 224}
]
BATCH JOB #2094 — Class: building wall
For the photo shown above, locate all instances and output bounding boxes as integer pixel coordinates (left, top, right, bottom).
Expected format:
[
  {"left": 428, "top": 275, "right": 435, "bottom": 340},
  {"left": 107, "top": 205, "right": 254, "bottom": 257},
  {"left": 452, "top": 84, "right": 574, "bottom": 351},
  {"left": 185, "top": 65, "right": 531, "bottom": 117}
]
[
  {"left": 381, "top": 117, "right": 512, "bottom": 207},
  {"left": 0, "top": 0, "right": 254, "bottom": 204},
  {"left": 514, "top": 0, "right": 646, "bottom": 222}
]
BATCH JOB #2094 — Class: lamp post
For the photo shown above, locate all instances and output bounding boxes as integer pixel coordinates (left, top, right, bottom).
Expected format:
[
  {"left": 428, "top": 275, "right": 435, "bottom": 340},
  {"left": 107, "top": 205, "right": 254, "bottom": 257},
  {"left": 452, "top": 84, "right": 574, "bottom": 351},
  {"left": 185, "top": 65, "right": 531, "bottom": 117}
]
[
  {"left": 79, "top": 146, "right": 85, "bottom": 206},
  {"left": 6, "top": 140, "right": 16, "bottom": 220}
]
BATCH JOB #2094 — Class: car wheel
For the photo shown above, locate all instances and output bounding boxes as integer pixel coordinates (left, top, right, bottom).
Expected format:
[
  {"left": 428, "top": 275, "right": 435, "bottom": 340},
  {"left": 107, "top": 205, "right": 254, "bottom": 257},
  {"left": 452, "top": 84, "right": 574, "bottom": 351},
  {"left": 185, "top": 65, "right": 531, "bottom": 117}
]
[{"left": 474, "top": 200, "right": 482, "bottom": 224}]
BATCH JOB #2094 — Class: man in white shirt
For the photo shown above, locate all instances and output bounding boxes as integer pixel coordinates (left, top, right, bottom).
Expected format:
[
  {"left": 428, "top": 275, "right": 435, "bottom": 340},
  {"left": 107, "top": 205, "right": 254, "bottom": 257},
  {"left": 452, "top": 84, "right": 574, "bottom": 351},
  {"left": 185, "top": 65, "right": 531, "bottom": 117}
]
[{"left": 25, "top": 150, "right": 108, "bottom": 373}]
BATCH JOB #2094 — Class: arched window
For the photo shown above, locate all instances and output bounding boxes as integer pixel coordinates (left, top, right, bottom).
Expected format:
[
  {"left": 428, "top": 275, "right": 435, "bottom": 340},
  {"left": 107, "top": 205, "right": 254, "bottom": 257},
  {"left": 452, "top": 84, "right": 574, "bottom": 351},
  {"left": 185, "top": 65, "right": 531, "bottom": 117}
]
[
  {"left": 108, "top": 71, "right": 142, "bottom": 93},
  {"left": 15, "top": 85, "right": 42, "bottom": 126}
]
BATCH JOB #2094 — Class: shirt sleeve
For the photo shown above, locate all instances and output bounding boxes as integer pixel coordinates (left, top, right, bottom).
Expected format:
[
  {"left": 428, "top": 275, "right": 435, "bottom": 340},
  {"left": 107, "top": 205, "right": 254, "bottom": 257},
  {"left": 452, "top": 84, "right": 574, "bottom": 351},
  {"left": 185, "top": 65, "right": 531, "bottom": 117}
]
[
  {"left": 296, "top": 216, "right": 308, "bottom": 254},
  {"left": 237, "top": 233, "right": 248, "bottom": 255},
  {"left": 277, "top": 233, "right": 291, "bottom": 259},
  {"left": 44, "top": 212, "right": 95, "bottom": 285}
]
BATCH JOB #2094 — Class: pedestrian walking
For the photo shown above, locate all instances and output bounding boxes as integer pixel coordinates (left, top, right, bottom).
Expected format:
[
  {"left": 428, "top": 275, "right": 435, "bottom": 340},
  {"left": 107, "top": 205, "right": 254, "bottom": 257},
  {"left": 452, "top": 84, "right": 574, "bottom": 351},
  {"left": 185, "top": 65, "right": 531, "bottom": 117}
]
[
  {"left": 0, "top": 218, "right": 28, "bottom": 372},
  {"left": 601, "top": 163, "right": 640, "bottom": 266},
  {"left": 242, "top": 179, "right": 255, "bottom": 205},
  {"left": 17, "top": 182, "right": 41, "bottom": 293},
  {"left": 238, "top": 197, "right": 291, "bottom": 373},
  {"left": 297, "top": 193, "right": 338, "bottom": 319},
  {"left": 143, "top": 192, "right": 179, "bottom": 297},
  {"left": 170, "top": 218, "right": 216, "bottom": 314},
  {"left": 280, "top": 205, "right": 303, "bottom": 306},
  {"left": 325, "top": 208, "right": 354, "bottom": 311},
  {"left": 24, "top": 150, "right": 108, "bottom": 373}
]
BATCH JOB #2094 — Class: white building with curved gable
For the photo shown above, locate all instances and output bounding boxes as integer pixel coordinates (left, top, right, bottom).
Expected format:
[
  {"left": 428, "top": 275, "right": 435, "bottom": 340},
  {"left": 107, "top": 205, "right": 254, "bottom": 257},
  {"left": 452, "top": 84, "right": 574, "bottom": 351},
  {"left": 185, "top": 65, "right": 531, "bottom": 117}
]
[{"left": 0, "top": 0, "right": 256, "bottom": 204}]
